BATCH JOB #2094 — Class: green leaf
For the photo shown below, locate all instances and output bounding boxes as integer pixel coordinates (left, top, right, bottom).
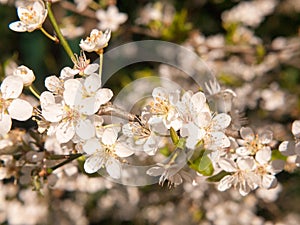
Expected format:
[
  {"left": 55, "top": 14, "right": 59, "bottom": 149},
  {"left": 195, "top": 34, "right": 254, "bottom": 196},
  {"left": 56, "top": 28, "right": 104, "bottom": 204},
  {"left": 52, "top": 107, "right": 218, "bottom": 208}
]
[
  {"left": 159, "top": 146, "right": 171, "bottom": 157},
  {"left": 272, "top": 149, "right": 287, "bottom": 161},
  {"left": 189, "top": 151, "right": 214, "bottom": 176},
  {"left": 170, "top": 127, "right": 179, "bottom": 145},
  {"left": 206, "top": 170, "right": 231, "bottom": 182}
]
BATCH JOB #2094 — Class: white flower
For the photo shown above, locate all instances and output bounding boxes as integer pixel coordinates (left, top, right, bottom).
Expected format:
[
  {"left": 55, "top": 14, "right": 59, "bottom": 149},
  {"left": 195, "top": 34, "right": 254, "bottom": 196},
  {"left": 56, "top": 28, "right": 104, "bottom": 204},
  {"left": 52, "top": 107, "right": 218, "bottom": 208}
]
[
  {"left": 146, "top": 149, "right": 190, "bottom": 187},
  {"left": 44, "top": 76, "right": 64, "bottom": 96},
  {"left": 218, "top": 157, "right": 259, "bottom": 196},
  {"left": 0, "top": 155, "right": 14, "bottom": 180},
  {"left": 40, "top": 74, "right": 113, "bottom": 143},
  {"left": 147, "top": 87, "right": 182, "bottom": 133},
  {"left": 122, "top": 119, "right": 160, "bottom": 156},
  {"left": 221, "top": 0, "right": 277, "bottom": 27},
  {"left": 74, "top": 0, "right": 93, "bottom": 12},
  {"left": 96, "top": 5, "right": 128, "bottom": 32},
  {"left": 292, "top": 120, "right": 300, "bottom": 138},
  {"left": 9, "top": 0, "right": 48, "bottom": 32},
  {"left": 135, "top": 3, "right": 163, "bottom": 25},
  {"left": 71, "top": 52, "right": 99, "bottom": 77},
  {"left": 236, "top": 127, "right": 273, "bottom": 156},
  {"left": 0, "top": 76, "right": 33, "bottom": 136},
  {"left": 83, "top": 127, "right": 134, "bottom": 178},
  {"left": 254, "top": 147, "right": 283, "bottom": 189},
  {"left": 178, "top": 91, "right": 231, "bottom": 150},
  {"left": 79, "top": 29, "right": 111, "bottom": 53},
  {"left": 205, "top": 79, "right": 236, "bottom": 113},
  {"left": 12, "top": 65, "right": 35, "bottom": 86},
  {"left": 60, "top": 19, "right": 85, "bottom": 40}
]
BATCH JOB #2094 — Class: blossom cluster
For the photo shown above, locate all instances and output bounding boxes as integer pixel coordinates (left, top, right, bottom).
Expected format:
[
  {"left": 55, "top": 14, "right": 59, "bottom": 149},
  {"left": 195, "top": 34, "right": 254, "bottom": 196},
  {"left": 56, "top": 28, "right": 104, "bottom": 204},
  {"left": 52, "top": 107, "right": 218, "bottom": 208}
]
[{"left": 1, "top": 0, "right": 299, "bottom": 202}]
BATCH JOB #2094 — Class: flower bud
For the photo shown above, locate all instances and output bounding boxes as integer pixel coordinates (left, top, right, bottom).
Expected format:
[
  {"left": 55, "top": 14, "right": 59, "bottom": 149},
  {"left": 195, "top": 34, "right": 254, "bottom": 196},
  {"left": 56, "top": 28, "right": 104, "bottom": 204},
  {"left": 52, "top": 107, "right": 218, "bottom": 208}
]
[{"left": 13, "top": 65, "right": 35, "bottom": 86}]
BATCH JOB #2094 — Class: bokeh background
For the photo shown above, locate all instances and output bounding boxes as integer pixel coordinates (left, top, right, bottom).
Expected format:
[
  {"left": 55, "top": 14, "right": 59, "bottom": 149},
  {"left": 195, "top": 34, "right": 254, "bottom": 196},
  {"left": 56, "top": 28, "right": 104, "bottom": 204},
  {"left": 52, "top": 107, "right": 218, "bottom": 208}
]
[{"left": 1, "top": 0, "right": 300, "bottom": 224}]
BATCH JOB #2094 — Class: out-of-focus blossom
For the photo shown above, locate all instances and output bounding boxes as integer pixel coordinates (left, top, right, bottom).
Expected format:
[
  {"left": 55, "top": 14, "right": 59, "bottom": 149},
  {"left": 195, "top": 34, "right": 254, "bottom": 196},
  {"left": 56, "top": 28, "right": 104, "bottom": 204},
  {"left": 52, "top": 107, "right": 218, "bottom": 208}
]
[
  {"left": 260, "top": 83, "right": 285, "bottom": 111},
  {"left": 96, "top": 5, "right": 127, "bottom": 32},
  {"left": 74, "top": 0, "right": 92, "bottom": 12},
  {"left": 79, "top": 29, "right": 111, "bottom": 53},
  {"left": 222, "top": 0, "right": 278, "bottom": 28},
  {"left": 0, "top": 155, "right": 14, "bottom": 180},
  {"left": 9, "top": 0, "right": 48, "bottom": 32},
  {"left": 135, "top": 2, "right": 175, "bottom": 26},
  {"left": 256, "top": 182, "right": 282, "bottom": 203},
  {"left": 60, "top": 17, "right": 85, "bottom": 40}
]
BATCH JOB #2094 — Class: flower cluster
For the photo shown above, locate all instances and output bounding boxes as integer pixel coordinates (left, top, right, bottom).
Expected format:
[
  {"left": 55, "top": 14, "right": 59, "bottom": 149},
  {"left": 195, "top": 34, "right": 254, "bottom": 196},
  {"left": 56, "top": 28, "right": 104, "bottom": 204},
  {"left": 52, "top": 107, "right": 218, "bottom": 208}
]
[{"left": 1, "top": 0, "right": 300, "bottom": 203}]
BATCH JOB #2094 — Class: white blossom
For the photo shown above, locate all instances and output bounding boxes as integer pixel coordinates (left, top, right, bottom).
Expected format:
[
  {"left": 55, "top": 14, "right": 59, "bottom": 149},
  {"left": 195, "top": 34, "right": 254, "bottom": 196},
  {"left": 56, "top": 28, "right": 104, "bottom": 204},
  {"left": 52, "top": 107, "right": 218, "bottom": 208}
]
[
  {"left": 79, "top": 29, "right": 111, "bottom": 53},
  {"left": 83, "top": 127, "right": 134, "bottom": 179},
  {"left": 178, "top": 91, "right": 231, "bottom": 150},
  {"left": 96, "top": 5, "right": 128, "bottom": 32},
  {"left": 12, "top": 65, "right": 35, "bottom": 86},
  {"left": 218, "top": 157, "right": 259, "bottom": 196},
  {"left": 147, "top": 87, "right": 182, "bottom": 133},
  {"left": 254, "top": 147, "right": 283, "bottom": 189},
  {"left": 222, "top": 0, "right": 278, "bottom": 27},
  {"left": 74, "top": 0, "right": 93, "bottom": 12},
  {"left": 236, "top": 127, "right": 273, "bottom": 156},
  {"left": 0, "top": 76, "right": 33, "bottom": 136},
  {"left": 9, "top": 0, "right": 48, "bottom": 32},
  {"left": 40, "top": 73, "right": 113, "bottom": 143}
]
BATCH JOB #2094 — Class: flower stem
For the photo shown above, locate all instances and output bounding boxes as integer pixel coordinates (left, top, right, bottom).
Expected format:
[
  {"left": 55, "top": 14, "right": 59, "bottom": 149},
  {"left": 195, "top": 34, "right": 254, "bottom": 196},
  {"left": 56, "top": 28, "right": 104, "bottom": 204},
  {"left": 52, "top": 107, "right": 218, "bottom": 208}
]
[
  {"left": 98, "top": 102, "right": 138, "bottom": 122},
  {"left": 46, "top": 1, "right": 75, "bottom": 61},
  {"left": 98, "top": 49, "right": 104, "bottom": 78},
  {"left": 50, "top": 153, "right": 83, "bottom": 171},
  {"left": 28, "top": 85, "right": 40, "bottom": 99},
  {"left": 40, "top": 27, "right": 58, "bottom": 43}
]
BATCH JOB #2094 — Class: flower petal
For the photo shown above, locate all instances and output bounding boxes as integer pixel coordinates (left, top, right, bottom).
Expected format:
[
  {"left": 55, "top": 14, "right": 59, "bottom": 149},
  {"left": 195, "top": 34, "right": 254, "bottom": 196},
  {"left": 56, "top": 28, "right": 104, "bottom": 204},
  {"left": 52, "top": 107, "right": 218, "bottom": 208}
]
[
  {"left": 218, "top": 175, "right": 234, "bottom": 191},
  {"left": 82, "top": 138, "right": 101, "bottom": 155},
  {"left": 114, "top": 143, "right": 134, "bottom": 157},
  {"left": 45, "top": 76, "right": 62, "bottom": 93},
  {"left": 84, "top": 153, "right": 104, "bottom": 174},
  {"left": 56, "top": 121, "right": 75, "bottom": 143},
  {"left": 95, "top": 88, "right": 113, "bottom": 106},
  {"left": 255, "top": 147, "right": 271, "bottom": 165},
  {"left": 84, "top": 74, "right": 101, "bottom": 94},
  {"left": 146, "top": 166, "right": 164, "bottom": 176},
  {"left": 191, "top": 92, "right": 207, "bottom": 112},
  {"left": 218, "top": 158, "right": 237, "bottom": 172},
  {"left": 240, "top": 127, "right": 254, "bottom": 141},
  {"left": 292, "top": 120, "right": 300, "bottom": 138},
  {"left": 0, "top": 113, "right": 12, "bottom": 136},
  {"left": 106, "top": 157, "right": 121, "bottom": 179},
  {"left": 212, "top": 113, "right": 231, "bottom": 130},
  {"left": 8, "top": 99, "right": 33, "bottom": 121},
  {"left": 84, "top": 64, "right": 99, "bottom": 75},
  {"left": 63, "top": 79, "right": 83, "bottom": 107},
  {"left": 1, "top": 76, "right": 23, "bottom": 99},
  {"left": 102, "top": 127, "right": 120, "bottom": 145},
  {"left": 9, "top": 21, "right": 27, "bottom": 32},
  {"left": 76, "top": 119, "right": 95, "bottom": 140}
]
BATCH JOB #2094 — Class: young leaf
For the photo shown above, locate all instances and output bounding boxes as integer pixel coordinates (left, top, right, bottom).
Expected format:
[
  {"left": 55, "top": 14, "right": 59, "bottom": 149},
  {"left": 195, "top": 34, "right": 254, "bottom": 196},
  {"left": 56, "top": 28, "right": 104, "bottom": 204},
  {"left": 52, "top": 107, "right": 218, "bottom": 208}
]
[
  {"left": 189, "top": 152, "right": 214, "bottom": 176},
  {"left": 206, "top": 170, "right": 231, "bottom": 182},
  {"left": 170, "top": 127, "right": 179, "bottom": 145}
]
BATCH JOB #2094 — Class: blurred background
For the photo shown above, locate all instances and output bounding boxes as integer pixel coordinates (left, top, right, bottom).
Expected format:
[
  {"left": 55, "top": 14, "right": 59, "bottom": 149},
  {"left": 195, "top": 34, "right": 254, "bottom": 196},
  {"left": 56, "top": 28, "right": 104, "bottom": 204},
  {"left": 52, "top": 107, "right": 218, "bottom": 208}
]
[{"left": 1, "top": 0, "right": 300, "bottom": 224}]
